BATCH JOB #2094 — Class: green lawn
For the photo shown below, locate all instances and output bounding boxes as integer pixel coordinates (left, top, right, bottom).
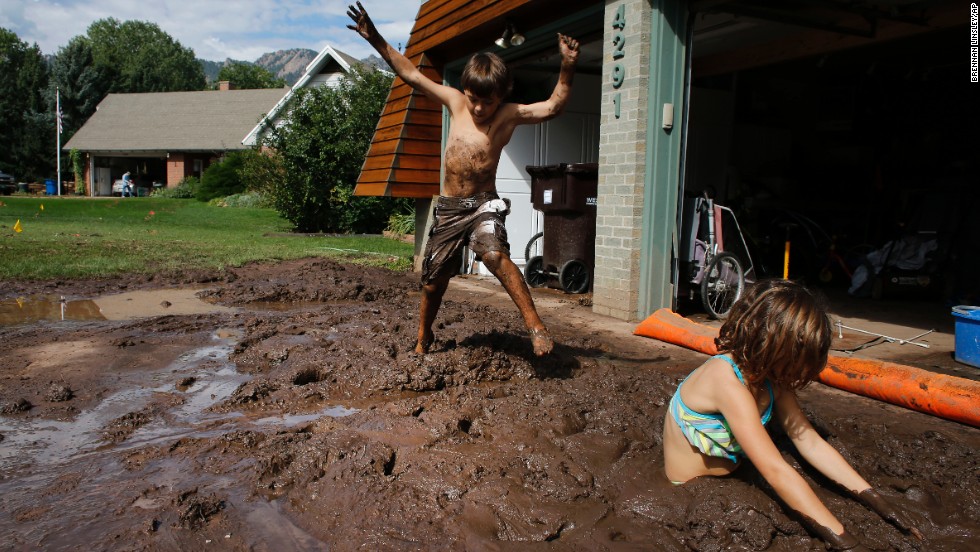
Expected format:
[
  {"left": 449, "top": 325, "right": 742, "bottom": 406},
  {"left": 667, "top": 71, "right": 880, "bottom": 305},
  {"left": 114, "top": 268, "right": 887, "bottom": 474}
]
[{"left": 0, "top": 196, "right": 414, "bottom": 280}]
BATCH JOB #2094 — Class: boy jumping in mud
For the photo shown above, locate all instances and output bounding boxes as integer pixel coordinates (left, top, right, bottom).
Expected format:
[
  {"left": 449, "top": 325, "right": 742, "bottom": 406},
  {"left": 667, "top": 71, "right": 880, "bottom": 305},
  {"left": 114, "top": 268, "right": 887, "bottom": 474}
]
[{"left": 348, "top": 2, "right": 579, "bottom": 357}]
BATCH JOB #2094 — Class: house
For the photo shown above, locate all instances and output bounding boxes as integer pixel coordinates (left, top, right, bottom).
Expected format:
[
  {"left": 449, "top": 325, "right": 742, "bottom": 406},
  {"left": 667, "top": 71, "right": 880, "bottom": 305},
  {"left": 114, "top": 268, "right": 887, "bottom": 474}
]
[
  {"left": 64, "top": 84, "right": 288, "bottom": 196},
  {"left": 243, "top": 45, "right": 380, "bottom": 146},
  {"left": 354, "top": 0, "right": 969, "bottom": 322}
]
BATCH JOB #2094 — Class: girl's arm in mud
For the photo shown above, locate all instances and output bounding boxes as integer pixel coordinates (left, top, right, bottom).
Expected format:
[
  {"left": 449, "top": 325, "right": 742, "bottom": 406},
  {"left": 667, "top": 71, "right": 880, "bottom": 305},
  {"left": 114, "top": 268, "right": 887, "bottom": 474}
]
[
  {"left": 347, "top": 2, "right": 462, "bottom": 110},
  {"left": 775, "top": 390, "right": 871, "bottom": 493},
  {"left": 717, "top": 379, "right": 847, "bottom": 536}
]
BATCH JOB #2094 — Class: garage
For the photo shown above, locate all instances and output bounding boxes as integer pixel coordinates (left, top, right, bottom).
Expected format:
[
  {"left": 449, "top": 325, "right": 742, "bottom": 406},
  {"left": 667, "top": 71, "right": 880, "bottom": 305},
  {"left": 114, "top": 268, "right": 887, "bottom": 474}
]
[{"left": 681, "top": 0, "right": 975, "bottom": 309}]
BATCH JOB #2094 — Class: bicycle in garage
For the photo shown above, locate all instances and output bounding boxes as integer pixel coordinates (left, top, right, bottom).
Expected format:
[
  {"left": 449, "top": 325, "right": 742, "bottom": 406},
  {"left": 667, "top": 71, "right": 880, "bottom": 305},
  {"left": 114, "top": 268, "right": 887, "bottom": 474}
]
[{"left": 678, "top": 192, "right": 755, "bottom": 319}]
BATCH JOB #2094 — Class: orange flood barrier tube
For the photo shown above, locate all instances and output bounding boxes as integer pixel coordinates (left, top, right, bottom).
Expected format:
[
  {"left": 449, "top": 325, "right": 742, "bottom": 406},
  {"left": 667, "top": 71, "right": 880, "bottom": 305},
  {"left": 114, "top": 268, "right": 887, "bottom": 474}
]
[{"left": 635, "top": 309, "right": 980, "bottom": 428}]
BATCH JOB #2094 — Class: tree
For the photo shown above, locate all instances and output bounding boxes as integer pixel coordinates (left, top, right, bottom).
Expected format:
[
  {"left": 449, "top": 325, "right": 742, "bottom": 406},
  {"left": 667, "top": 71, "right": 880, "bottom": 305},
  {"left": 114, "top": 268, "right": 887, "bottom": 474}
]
[
  {"left": 216, "top": 62, "right": 286, "bottom": 89},
  {"left": 0, "top": 28, "right": 51, "bottom": 180},
  {"left": 86, "top": 18, "right": 205, "bottom": 93},
  {"left": 262, "top": 67, "right": 409, "bottom": 233},
  {"left": 49, "top": 37, "right": 111, "bottom": 144}
]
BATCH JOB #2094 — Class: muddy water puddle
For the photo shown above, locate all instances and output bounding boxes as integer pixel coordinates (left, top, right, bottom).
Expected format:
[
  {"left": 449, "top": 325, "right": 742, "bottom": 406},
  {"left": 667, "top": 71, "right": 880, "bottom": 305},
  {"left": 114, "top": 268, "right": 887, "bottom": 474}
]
[
  {"left": 255, "top": 405, "right": 359, "bottom": 427},
  {"left": 0, "top": 287, "right": 236, "bottom": 326},
  {"left": 0, "top": 326, "right": 366, "bottom": 473},
  {"left": 0, "top": 313, "right": 367, "bottom": 548},
  {"left": 0, "top": 331, "right": 245, "bottom": 471}
]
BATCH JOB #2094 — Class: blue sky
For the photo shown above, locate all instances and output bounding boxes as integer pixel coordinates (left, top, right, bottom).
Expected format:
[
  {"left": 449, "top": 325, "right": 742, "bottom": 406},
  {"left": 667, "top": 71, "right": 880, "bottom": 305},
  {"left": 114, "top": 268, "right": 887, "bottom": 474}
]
[{"left": 0, "top": 0, "right": 417, "bottom": 61}]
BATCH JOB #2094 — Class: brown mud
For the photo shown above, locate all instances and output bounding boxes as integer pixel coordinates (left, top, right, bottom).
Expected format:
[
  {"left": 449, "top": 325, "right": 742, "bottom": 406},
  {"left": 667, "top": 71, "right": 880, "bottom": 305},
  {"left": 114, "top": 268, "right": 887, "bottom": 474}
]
[{"left": 0, "top": 258, "right": 977, "bottom": 551}]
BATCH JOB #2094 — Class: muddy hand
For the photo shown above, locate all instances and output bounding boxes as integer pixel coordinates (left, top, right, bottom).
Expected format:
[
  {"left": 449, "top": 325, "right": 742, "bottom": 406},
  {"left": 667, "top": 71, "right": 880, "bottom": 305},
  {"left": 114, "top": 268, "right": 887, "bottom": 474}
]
[
  {"left": 855, "top": 488, "right": 925, "bottom": 541},
  {"left": 557, "top": 34, "right": 579, "bottom": 64},
  {"left": 811, "top": 527, "right": 867, "bottom": 551},
  {"left": 798, "top": 514, "right": 868, "bottom": 551},
  {"left": 346, "top": 1, "right": 378, "bottom": 41}
]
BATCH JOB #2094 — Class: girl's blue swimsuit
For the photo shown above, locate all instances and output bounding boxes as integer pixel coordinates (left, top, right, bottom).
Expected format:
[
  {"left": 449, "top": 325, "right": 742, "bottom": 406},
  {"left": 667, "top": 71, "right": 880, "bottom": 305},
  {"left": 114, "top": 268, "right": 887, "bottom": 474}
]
[{"left": 669, "top": 354, "right": 774, "bottom": 463}]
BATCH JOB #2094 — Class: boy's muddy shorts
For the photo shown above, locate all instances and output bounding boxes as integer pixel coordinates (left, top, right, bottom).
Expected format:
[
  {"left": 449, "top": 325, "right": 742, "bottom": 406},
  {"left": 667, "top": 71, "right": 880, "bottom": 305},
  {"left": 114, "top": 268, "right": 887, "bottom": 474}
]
[{"left": 421, "top": 192, "right": 511, "bottom": 284}]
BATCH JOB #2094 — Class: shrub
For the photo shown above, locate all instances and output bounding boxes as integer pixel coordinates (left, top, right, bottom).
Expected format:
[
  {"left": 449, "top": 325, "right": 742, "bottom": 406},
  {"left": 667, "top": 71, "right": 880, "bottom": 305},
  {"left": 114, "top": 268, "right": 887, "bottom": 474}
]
[
  {"left": 238, "top": 148, "right": 285, "bottom": 196},
  {"left": 152, "top": 176, "right": 198, "bottom": 198},
  {"left": 69, "top": 149, "right": 86, "bottom": 195},
  {"left": 207, "top": 192, "right": 270, "bottom": 208},
  {"left": 386, "top": 210, "right": 415, "bottom": 237},
  {"left": 262, "top": 67, "right": 409, "bottom": 233},
  {"left": 197, "top": 152, "right": 247, "bottom": 202}
]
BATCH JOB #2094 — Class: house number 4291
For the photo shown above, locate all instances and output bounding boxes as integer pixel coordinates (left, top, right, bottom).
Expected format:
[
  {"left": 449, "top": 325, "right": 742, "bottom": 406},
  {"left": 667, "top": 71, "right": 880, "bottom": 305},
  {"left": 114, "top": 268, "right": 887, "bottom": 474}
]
[{"left": 611, "top": 4, "right": 626, "bottom": 119}]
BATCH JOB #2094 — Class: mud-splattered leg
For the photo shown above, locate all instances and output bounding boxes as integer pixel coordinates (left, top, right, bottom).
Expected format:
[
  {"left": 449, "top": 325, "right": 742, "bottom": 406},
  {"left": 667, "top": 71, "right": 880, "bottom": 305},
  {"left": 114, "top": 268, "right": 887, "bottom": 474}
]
[
  {"left": 481, "top": 250, "right": 553, "bottom": 356},
  {"left": 417, "top": 274, "right": 451, "bottom": 353}
]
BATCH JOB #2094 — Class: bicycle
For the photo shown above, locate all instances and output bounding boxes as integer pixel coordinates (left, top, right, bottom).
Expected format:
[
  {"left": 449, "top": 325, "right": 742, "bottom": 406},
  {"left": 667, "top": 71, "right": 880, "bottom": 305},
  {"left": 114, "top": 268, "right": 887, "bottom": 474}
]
[{"left": 680, "top": 193, "right": 752, "bottom": 319}]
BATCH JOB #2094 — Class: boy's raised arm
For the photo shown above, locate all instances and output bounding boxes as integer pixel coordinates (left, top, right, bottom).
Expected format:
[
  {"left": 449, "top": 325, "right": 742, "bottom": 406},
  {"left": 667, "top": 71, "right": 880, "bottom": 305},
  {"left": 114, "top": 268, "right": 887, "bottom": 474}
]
[
  {"left": 347, "top": 2, "right": 458, "bottom": 106},
  {"left": 515, "top": 34, "right": 580, "bottom": 124}
]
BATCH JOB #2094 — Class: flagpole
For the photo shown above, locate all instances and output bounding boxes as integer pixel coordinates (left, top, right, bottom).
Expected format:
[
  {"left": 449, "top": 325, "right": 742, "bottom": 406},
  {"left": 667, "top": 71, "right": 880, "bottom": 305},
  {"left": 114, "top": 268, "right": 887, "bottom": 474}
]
[{"left": 56, "top": 88, "right": 62, "bottom": 196}]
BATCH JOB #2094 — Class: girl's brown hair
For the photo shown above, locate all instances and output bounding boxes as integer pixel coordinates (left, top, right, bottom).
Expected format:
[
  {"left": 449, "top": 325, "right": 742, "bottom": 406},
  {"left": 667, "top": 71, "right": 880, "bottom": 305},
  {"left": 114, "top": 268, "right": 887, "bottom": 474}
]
[
  {"left": 715, "top": 279, "right": 831, "bottom": 390},
  {"left": 460, "top": 52, "right": 512, "bottom": 100}
]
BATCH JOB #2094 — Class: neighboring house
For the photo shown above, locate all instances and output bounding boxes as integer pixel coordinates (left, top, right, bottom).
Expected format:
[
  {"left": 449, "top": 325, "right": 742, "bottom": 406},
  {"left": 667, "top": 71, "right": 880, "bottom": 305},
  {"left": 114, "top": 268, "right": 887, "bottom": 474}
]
[
  {"left": 355, "top": 0, "right": 965, "bottom": 322},
  {"left": 64, "top": 83, "right": 288, "bottom": 196},
  {"left": 243, "top": 45, "right": 381, "bottom": 147}
]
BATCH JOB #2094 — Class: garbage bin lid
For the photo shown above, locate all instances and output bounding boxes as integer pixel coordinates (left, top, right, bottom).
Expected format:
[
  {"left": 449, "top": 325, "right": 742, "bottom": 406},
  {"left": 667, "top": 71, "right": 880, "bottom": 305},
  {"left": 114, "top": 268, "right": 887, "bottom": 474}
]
[
  {"left": 952, "top": 306, "right": 980, "bottom": 320},
  {"left": 526, "top": 164, "right": 566, "bottom": 176},
  {"left": 565, "top": 163, "right": 599, "bottom": 174}
]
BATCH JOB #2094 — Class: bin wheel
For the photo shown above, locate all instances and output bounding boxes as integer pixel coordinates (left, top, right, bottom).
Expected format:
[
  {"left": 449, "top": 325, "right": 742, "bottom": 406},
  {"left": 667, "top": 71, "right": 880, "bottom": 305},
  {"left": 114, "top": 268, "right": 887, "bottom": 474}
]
[
  {"left": 701, "top": 252, "right": 744, "bottom": 319},
  {"left": 524, "top": 256, "right": 548, "bottom": 288},
  {"left": 524, "top": 232, "right": 544, "bottom": 261},
  {"left": 559, "top": 260, "right": 590, "bottom": 294}
]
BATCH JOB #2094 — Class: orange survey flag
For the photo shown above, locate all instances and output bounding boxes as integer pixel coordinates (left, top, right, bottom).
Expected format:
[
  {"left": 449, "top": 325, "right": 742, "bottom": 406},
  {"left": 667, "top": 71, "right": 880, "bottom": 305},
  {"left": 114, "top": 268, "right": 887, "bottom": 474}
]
[{"left": 13, "top": 219, "right": 23, "bottom": 233}]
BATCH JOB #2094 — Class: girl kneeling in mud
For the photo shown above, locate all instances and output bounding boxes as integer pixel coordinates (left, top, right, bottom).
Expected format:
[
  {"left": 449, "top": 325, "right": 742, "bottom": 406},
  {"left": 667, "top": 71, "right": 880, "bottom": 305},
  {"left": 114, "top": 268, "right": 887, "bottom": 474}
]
[{"left": 662, "top": 279, "right": 922, "bottom": 550}]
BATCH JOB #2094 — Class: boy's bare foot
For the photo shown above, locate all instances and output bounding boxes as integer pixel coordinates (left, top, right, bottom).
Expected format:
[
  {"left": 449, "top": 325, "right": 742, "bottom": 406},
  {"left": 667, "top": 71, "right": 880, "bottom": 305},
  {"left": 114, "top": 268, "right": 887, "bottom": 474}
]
[
  {"left": 530, "top": 327, "right": 553, "bottom": 356},
  {"left": 415, "top": 332, "right": 434, "bottom": 354}
]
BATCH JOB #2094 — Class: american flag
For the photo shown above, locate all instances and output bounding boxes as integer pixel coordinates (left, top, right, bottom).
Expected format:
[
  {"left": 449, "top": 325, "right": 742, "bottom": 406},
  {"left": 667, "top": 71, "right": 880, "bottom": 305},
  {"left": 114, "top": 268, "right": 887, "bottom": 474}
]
[{"left": 56, "top": 88, "right": 63, "bottom": 134}]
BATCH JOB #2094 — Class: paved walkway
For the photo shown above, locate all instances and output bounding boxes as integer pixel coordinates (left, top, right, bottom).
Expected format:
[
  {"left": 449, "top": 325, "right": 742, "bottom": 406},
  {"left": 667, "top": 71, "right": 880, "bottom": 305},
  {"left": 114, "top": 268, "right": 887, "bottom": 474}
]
[{"left": 451, "top": 275, "right": 978, "bottom": 382}]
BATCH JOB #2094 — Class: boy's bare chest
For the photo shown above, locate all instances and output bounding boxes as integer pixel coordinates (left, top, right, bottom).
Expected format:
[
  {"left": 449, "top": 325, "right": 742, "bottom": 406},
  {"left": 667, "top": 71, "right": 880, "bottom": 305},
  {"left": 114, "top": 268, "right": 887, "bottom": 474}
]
[{"left": 442, "top": 132, "right": 502, "bottom": 192}]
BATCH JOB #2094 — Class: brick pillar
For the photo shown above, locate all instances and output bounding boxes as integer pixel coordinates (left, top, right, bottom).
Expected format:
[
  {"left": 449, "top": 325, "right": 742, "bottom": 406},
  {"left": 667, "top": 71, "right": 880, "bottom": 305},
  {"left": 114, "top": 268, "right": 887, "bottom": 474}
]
[
  {"left": 592, "top": 0, "right": 653, "bottom": 321},
  {"left": 167, "top": 153, "right": 186, "bottom": 188},
  {"left": 83, "top": 156, "right": 92, "bottom": 197}
]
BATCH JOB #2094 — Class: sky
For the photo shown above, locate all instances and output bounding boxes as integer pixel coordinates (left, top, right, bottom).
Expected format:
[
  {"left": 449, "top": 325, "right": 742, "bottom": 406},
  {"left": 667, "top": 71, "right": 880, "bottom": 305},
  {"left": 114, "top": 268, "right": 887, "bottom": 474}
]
[{"left": 0, "top": 0, "right": 418, "bottom": 61}]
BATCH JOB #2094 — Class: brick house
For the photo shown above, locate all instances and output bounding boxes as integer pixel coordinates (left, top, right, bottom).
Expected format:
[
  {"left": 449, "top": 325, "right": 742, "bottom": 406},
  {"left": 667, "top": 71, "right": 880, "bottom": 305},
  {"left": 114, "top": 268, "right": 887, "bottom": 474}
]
[{"left": 64, "top": 84, "right": 289, "bottom": 196}]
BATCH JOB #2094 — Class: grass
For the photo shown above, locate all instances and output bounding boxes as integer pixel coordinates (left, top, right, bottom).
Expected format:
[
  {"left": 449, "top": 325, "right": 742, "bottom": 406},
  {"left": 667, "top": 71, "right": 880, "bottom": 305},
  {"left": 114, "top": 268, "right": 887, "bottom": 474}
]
[{"left": 0, "top": 196, "right": 415, "bottom": 280}]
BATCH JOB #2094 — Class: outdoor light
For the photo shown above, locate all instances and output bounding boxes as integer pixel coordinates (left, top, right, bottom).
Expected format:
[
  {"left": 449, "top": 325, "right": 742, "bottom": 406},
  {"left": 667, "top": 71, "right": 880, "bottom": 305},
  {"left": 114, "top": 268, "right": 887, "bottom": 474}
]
[
  {"left": 509, "top": 26, "right": 525, "bottom": 46},
  {"left": 495, "top": 22, "right": 524, "bottom": 48}
]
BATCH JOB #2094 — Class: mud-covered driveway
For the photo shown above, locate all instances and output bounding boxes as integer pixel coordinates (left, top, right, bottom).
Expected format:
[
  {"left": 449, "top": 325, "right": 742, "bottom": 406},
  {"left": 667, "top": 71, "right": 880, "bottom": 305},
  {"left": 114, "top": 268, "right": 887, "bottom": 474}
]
[{"left": 0, "top": 258, "right": 977, "bottom": 551}]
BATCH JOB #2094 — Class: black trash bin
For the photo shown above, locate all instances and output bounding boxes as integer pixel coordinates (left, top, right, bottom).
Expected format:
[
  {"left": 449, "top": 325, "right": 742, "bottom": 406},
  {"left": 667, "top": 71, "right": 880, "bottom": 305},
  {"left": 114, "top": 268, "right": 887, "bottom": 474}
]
[{"left": 524, "top": 163, "right": 599, "bottom": 293}]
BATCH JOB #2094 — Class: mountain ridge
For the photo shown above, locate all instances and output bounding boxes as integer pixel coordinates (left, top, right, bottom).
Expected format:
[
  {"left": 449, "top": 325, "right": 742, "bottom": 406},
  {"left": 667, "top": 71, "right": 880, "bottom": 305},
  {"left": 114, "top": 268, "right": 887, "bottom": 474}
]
[{"left": 199, "top": 48, "right": 388, "bottom": 88}]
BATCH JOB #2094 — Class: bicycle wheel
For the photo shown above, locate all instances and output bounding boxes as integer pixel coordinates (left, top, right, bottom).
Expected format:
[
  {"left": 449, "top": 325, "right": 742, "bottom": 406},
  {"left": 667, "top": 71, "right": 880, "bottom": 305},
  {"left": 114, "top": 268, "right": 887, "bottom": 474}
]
[
  {"left": 524, "top": 231, "right": 544, "bottom": 261},
  {"left": 524, "top": 256, "right": 548, "bottom": 288},
  {"left": 701, "top": 252, "right": 744, "bottom": 319},
  {"left": 558, "top": 259, "right": 590, "bottom": 294}
]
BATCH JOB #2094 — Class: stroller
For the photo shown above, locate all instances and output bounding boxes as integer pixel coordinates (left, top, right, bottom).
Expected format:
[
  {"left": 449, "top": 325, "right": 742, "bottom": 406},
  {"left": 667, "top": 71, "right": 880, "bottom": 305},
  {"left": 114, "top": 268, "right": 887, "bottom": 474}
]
[{"left": 678, "top": 193, "right": 756, "bottom": 318}]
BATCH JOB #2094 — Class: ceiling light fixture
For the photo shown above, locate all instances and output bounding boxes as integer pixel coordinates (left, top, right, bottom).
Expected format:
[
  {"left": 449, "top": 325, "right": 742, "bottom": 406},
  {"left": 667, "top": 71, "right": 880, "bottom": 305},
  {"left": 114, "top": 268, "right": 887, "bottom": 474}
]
[{"left": 495, "top": 22, "right": 524, "bottom": 49}]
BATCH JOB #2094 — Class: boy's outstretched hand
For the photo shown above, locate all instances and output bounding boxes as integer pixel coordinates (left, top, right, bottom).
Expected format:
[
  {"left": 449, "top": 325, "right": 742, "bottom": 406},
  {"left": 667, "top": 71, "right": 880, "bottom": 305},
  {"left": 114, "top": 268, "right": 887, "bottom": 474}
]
[
  {"left": 558, "top": 34, "right": 579, "bottom": 64},
  {"left": 347, "top": 2, "right": 378, "bottom": 41}
]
